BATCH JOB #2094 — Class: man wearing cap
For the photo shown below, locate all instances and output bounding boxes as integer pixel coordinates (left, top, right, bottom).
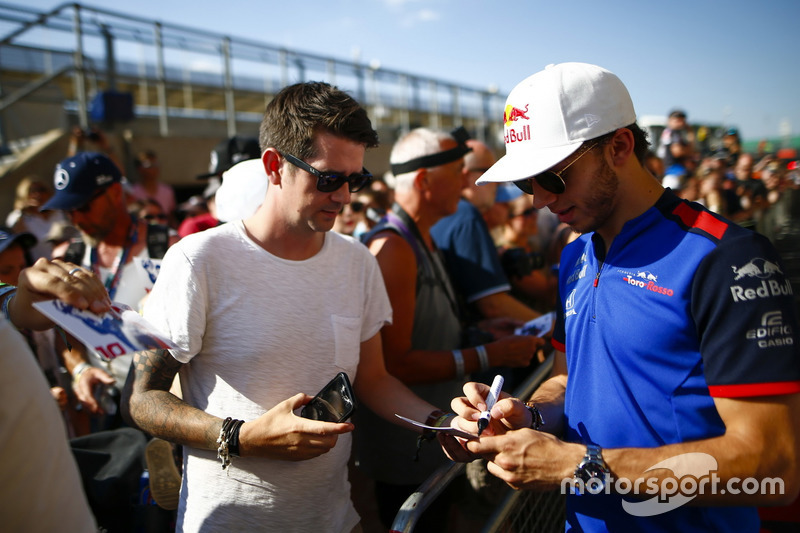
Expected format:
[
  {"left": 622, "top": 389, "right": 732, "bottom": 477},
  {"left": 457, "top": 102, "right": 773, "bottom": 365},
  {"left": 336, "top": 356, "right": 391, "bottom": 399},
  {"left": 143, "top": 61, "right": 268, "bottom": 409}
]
[
  {"left": 122, "top": 82, "right": 450, "bottom": 532},
  {"left": 444, "top": 63, "right": 800, "bottom": 532},
  {"left": 42, "top": 152, "right": 177, "bottom": 417},
  {"left": 355, "top": 127, "right": 542, "bottom": 529},
  {"left": 176, "top": 135, "right": 263, "bottom": 239}
]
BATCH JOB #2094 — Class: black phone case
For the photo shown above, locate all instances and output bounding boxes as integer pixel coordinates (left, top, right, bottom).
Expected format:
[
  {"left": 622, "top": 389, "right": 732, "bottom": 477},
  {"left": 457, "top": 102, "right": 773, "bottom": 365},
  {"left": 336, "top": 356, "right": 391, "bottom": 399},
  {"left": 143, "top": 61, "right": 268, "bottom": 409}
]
[{"left": 300, "top": 372, "right": 356, "bottom": 422}]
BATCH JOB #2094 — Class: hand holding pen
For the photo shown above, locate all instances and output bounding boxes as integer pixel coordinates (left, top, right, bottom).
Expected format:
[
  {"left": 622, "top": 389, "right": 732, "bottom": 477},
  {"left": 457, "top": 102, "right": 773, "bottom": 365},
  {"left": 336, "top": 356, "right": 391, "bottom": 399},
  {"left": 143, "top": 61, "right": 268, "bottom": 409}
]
[{"left": 477, "top": 374, "right": 504, "bottom": 436}]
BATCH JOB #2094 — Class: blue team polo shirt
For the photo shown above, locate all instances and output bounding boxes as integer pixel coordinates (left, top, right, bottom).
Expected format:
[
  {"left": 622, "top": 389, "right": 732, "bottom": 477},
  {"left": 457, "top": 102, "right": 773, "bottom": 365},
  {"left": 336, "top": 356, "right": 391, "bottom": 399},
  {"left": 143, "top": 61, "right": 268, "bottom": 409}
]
[{"left": 553, "top": 189, "right": 800, "bottom": 532}]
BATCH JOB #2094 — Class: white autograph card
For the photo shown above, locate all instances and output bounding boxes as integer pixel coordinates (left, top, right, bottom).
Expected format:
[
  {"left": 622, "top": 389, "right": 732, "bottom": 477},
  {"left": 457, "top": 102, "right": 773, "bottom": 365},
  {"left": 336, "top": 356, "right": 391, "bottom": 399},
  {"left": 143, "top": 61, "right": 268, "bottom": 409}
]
[{"left": 395, "top": 414, "right": 478, "bottom": 440}]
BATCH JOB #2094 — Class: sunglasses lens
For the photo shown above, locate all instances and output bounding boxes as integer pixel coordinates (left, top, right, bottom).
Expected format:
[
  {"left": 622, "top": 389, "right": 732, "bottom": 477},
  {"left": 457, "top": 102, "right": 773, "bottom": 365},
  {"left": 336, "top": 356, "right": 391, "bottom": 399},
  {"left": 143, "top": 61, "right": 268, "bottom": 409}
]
[
  {"left": 514, "top": 179, "right": 534, "bottom": 195},
  {"left": 316, "top": 175, "right": 346, "bottom": 193},
  {"left": 350, "top": 201, "right": 365, "bottom": 213},
  {"left": 315, "top": 172, "right": 372, "bottom": 193},
  {"left": 534, "top": 171, "right": 566, "bottom": 194},
  {"left": 347, "top": 173, "right": 371, "bottom": 193}
]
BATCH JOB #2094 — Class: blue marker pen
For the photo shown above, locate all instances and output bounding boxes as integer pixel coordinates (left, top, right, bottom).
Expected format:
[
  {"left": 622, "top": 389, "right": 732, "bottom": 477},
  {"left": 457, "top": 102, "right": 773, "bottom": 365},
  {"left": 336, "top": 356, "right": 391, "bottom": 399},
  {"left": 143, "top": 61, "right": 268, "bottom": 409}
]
[{"left": 477, "top": 374, "right": 504, "bottom": 436}]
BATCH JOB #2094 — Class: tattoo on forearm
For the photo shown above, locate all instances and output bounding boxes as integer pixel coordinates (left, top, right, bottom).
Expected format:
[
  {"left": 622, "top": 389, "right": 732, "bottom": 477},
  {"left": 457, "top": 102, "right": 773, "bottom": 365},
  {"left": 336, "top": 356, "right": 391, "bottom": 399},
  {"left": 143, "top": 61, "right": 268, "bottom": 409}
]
[
  {"left": 133, "top": 349, "right": 179, "bottom": 391},
  {"left": 127, "top": 349, "right": 220, "bottom": 449}
]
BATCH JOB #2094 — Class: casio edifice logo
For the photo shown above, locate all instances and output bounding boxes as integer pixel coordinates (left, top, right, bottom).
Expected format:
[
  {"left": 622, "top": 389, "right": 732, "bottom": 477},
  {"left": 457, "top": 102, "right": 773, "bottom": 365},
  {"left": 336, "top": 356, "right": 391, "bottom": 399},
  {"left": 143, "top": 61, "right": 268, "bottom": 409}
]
[
  {"left": 730, "top": 258, "right": 793, "bottom": 303},
  {"left": 745, "top": 311, "right": 794, "bottom": 348}
]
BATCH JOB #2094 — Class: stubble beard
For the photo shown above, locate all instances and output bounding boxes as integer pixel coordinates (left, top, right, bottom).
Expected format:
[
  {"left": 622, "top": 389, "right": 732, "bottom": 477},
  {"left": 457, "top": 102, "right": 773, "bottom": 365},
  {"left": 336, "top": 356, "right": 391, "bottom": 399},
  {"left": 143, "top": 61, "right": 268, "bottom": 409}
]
[{"left": 570, "top": 156, "right": 619, "bottom": 235}]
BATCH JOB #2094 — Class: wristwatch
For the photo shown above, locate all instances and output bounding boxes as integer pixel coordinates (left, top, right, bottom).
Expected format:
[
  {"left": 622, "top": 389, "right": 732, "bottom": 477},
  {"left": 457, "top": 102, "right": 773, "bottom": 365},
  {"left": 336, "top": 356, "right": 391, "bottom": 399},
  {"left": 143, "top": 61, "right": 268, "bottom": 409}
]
[{"left": 573, "top": 444, "right": 611, "bottom": 492}]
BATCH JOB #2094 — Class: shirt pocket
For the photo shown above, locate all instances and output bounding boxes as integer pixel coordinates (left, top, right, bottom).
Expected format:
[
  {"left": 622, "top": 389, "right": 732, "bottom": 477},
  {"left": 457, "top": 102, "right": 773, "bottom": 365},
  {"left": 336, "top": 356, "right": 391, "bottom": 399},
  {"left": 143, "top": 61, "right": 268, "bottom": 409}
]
[{"left": 331, "top": 314, "right": 361, "bottom": 374}]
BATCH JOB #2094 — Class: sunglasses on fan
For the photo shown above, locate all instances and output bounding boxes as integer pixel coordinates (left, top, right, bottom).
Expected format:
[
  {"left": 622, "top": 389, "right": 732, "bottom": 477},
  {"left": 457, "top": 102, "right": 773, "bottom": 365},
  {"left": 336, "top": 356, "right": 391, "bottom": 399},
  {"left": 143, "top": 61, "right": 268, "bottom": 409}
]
[{"left": 282, "top": 153, "right": 373, "bottom": 193}]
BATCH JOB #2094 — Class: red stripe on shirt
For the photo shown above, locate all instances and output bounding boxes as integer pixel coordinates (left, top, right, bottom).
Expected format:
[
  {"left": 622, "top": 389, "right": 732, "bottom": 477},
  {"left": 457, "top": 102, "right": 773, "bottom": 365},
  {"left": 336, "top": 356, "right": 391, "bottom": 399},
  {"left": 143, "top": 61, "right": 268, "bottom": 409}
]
[
  {"left": 709, "top": 381, "right": 800, "bottom": 398},
  {"left": 552, "top": 338, "right": 566, "bottom": 353},
  {"left": 673, "top": 202, "right": 728, "bottom": 240}
]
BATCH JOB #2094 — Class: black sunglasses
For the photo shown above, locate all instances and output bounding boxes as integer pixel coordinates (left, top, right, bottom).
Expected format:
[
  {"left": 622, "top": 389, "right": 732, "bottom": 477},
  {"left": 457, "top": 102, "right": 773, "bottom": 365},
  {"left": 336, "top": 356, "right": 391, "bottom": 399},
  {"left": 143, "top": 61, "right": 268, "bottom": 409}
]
[
  {"left": 338, "top": 201, "right": 366, "bottom": 215},
  {"left": 283, "top": 153, "right": 373, "bottom": 193},
  {"left": 514, "top": 142, "right": 598, "bottom": 195}
]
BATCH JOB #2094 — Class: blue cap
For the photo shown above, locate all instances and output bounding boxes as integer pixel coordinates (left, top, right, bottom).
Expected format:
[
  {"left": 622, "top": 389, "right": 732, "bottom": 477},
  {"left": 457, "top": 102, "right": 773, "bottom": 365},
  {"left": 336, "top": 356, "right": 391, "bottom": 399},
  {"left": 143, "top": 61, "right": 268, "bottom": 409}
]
[
  {"left": 495, "top": 182, "right": 523, "bottom": 203},
  {"left": 41, "top": 152, "right": 122, "bottom": 211},
  {"left": 0, "top": 228, "right": 36, "bottom": 255}
]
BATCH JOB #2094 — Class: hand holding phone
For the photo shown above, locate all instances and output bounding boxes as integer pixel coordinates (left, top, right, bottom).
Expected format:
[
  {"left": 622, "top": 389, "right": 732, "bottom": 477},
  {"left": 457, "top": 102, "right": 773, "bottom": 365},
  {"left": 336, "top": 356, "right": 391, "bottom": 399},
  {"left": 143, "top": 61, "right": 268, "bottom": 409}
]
[{"left": 300, "top": 372, "right": 356, "bottom": 423}]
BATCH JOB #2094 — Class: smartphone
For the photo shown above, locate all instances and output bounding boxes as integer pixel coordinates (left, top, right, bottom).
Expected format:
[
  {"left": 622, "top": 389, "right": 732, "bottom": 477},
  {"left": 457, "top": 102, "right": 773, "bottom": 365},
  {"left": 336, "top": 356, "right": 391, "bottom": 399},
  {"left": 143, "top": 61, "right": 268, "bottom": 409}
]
[{"left": 300, "top": 372, "right": 356, "bottom": 423}]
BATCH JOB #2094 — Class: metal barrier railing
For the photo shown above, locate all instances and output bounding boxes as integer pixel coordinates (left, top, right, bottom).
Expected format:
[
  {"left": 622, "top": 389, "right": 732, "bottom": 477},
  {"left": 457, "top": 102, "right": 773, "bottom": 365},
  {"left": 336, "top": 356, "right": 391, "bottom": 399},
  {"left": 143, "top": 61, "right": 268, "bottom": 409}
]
[{"left": 390, "top": 353, "right": 566, "bottom": 532}]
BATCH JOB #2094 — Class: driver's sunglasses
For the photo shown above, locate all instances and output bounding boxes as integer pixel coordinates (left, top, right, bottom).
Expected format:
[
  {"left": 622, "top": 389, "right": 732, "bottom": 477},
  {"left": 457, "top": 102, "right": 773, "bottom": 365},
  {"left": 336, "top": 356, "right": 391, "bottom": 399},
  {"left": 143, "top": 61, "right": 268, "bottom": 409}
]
[
  {"left": 514, "top": 141, "right": 599, "bottom": 195},
  {"left": 282, "top": 153, "right": 373, "bottom": 193}
]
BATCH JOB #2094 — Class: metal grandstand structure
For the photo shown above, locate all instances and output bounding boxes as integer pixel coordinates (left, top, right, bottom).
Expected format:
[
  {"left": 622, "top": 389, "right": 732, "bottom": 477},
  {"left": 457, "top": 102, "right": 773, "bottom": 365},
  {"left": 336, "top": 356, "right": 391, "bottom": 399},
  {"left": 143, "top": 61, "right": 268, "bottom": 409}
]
[{"left": 0, "top": 1, "right": 505, "bottom": 150}]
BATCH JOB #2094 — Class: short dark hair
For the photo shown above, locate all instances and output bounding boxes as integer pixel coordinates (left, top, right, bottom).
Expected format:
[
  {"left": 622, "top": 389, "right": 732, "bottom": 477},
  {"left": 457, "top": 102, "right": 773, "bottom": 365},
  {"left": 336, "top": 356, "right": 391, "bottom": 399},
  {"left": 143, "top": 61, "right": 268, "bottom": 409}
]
[
  {"left": 258, "top": 81, "right": 379, "bottom": 160},
  {"left": 593, "top": 123, "right": 651, "bottom": 164}
]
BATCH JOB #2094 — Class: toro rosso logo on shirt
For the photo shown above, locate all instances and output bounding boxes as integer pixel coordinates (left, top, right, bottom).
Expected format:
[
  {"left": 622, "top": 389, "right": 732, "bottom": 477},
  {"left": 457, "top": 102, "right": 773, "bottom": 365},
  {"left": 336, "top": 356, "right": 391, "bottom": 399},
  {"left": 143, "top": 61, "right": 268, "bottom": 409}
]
[
  {"left": 730, "top": 258, "right": 793, "bottom": 303},
  {"left": 621, "top": 270, "right": 675, "bottom": 297}
]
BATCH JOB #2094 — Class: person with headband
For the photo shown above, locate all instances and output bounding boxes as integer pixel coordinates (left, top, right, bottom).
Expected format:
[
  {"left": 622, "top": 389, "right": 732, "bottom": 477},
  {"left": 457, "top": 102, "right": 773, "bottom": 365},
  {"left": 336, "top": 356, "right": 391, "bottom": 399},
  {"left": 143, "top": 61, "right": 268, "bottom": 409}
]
[{"left": 355, "top": 126, "right": 543, "bottom": 530}]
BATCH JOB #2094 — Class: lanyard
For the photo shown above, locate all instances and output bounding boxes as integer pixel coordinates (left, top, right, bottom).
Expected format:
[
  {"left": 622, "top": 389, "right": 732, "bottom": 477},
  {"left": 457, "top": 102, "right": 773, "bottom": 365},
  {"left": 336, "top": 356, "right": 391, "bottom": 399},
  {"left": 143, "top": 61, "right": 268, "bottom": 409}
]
[
  {"left": 90, "top": 217, "right": 139, "bottom": 301},
  {"left": 386, "top": 205, "right": 462, "bottom": 321}
]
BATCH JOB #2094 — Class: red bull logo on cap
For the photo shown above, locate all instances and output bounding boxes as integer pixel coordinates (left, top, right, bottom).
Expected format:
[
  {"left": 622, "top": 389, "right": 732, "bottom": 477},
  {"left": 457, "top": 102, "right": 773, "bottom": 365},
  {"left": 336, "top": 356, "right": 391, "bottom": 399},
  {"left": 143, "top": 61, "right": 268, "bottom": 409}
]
[
  {"left": 504, "top": 103, "right": 532, "bottom": 145},
  {"left": 503, "top": 104, "right": 529, "bottom": 126}
]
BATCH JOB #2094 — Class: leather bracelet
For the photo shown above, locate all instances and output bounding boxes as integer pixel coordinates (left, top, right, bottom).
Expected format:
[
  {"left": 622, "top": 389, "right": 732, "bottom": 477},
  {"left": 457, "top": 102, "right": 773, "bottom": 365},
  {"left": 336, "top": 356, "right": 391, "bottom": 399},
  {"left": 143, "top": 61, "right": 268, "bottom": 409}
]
[
  {"left": 228, "top": 419, "right": 245, "bottom": 457},
  {"left": 525, "top": 401, "right": 545, "bottom": 430}
]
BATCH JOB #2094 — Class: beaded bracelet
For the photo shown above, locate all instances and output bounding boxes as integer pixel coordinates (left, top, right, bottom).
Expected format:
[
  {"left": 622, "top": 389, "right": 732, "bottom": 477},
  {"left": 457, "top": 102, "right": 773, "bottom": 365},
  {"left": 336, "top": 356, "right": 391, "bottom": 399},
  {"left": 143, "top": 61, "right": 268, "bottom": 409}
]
[{"left": 217, "top": 417, "right": 245, "bottom": 471}]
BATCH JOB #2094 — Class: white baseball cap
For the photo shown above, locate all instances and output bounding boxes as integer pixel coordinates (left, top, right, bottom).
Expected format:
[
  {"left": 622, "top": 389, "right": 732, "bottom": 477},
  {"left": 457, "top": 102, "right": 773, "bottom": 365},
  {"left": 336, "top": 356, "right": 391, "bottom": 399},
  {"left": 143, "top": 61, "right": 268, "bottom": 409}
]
[
  {"left": 215, "top": 158, "right": 268, "bottom": 222},
  {"left": 477, "top": 62, "right": 636, "bottom": 185}
]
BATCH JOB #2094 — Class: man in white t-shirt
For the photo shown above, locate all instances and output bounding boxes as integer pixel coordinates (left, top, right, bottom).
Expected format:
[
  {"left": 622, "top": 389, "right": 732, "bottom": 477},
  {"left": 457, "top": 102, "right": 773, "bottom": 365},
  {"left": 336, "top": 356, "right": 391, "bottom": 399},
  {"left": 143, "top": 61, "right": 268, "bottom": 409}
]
[{"left": 122, "top": 82, "right": 449, "bottom": 532}]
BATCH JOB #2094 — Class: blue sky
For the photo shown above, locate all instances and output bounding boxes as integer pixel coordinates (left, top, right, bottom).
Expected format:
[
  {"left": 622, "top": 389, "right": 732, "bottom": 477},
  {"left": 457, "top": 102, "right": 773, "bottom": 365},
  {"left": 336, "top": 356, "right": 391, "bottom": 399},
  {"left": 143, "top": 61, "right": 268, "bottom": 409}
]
[{"left": 17, "top": 0, "right": 800, "bottom": 143}]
